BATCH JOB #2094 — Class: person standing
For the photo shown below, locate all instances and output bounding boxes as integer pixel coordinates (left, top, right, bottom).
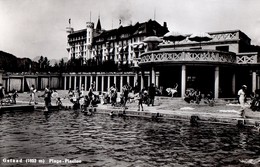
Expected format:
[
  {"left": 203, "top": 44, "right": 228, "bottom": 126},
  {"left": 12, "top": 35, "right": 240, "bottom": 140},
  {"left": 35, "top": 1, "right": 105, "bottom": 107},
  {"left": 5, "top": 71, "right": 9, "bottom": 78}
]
[
  {"left": 136, "top": 90, "right": 144, "bottom": 111},
  {"left": 88, "top": 83, "right": 97, "bottom": 107},
  {"left": 194, "top": 88, "right": 201, "bottom": 104},
  {"left": 42, "top": 85, "right": 52, "bottom": 111},
  {"left": 29, "top": 85, "right": 37, "bottom": 105},
  {"left": 238, "top": 85, "right": 247, "bottom": 118},
  {"left": 122, "top": 83, "right": 131, "bottom": 107},
  {"left": 110, "top": 84, "right": 117, "bottom": 106}
]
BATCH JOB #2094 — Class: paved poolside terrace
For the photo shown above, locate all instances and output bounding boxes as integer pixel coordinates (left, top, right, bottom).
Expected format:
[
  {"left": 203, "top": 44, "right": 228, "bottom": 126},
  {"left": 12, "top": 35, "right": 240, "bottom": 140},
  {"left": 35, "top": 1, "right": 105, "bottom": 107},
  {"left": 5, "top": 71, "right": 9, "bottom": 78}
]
[{"left": 8, "top": 90, "right": 259, "bottom": 128}]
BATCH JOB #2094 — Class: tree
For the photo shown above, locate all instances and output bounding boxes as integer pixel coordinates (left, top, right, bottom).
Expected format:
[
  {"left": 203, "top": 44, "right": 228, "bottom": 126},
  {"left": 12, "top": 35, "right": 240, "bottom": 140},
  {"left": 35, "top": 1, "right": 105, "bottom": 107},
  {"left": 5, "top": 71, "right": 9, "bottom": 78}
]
[
  {"left": 58, "top": 58, "right": 66, "bottom": 73},
  {"left": 38, "top": 56, "right": 44, "bottom": 71},
  {"left": 37, "top": 56, "right": 50, "bottom": 72},
  {"left": 43, "top": 57, "right": 50, "bottom": 71}
]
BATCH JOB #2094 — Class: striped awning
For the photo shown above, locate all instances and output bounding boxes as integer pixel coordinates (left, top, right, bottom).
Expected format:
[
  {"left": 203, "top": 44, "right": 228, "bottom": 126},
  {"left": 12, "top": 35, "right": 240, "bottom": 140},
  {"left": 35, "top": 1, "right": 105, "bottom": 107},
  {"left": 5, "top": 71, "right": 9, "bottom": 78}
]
[{"left": 109, "top": 48, "right": 114, "bottom": 53}]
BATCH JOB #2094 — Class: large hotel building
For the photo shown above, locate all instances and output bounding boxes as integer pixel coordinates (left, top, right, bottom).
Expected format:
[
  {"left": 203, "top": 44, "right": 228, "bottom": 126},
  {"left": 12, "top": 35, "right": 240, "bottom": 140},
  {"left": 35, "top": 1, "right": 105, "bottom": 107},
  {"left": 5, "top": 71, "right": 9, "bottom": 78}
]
[{"left": 65, "top": 18, "right": 260, "bottom": 99}]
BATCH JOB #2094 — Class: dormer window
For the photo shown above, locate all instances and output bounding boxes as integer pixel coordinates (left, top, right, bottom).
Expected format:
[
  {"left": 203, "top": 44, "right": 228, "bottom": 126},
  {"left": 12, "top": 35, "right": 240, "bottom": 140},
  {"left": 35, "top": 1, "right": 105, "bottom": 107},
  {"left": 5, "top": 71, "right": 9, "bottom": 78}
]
[{"left": 121, "top": 34, "right": 130, "bottom": 38}]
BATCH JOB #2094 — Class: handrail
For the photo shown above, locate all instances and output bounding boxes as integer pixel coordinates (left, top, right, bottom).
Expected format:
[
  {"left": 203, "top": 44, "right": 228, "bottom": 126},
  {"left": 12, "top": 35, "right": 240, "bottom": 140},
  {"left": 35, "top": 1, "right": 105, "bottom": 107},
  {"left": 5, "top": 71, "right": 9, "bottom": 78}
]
[{"left": 139, "top": 49, "right": 237, "bottom": 64}]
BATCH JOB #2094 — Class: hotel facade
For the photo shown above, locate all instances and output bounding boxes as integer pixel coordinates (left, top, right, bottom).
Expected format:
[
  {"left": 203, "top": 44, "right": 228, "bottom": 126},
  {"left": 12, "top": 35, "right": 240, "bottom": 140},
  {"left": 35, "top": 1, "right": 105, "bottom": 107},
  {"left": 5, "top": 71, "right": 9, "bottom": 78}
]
[{"left": 64, "top": 18, "right": 260, "bottom": 99}]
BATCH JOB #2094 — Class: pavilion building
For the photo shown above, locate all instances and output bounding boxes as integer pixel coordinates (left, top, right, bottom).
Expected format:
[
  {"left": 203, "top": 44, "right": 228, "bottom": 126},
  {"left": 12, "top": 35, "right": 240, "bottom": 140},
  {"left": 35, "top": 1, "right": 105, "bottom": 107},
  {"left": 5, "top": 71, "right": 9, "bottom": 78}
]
[{"left": 140, "top": 30, "right": 260, "bottom": 98}]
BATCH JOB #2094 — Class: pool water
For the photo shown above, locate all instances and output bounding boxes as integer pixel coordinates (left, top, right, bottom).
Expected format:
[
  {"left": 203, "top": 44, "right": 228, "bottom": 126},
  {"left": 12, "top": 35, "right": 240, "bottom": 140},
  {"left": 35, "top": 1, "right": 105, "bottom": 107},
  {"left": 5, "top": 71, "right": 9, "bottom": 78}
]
[{"left": 0, "top": 110, "right": 260, "bottom": 167}]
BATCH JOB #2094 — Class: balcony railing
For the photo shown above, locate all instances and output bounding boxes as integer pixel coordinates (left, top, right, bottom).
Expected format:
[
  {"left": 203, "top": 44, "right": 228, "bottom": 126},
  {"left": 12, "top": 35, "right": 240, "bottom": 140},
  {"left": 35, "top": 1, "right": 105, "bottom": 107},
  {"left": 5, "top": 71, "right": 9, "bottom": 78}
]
[
  {"left": 236, "top": 52, "right": 258, "bottom": 64},
  {"left": 139, "top": 49, "right": 237, "bottom": 65}
]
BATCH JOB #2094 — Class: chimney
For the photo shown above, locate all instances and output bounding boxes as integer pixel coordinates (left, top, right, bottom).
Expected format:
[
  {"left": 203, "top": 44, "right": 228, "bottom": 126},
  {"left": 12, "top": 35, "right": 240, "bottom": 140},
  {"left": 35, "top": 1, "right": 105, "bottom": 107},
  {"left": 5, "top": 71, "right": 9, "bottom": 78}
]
[{"left": 163, "top": 22, "right": 167, "bottom": 28}]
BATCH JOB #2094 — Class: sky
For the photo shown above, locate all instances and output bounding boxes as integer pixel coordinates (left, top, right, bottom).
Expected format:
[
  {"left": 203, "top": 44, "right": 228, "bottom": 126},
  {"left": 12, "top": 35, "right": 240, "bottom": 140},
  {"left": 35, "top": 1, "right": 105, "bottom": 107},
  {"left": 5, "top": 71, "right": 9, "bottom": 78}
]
[{"left": 0, "top": 0, "right": 260, "bottom": 60}]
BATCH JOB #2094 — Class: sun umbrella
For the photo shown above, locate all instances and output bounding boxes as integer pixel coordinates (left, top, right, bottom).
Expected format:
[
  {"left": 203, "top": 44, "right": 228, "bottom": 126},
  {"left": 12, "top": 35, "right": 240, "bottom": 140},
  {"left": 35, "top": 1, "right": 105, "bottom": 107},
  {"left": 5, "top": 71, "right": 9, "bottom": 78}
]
[
  {"left": 143, "top": 36, "right": 163, "bottom": 43},
  {"left": 188, "top": 32, "right": 213, "bottom": 47},
  {"left": 163, "top": 31, "right": 187, "bottom": 48}
]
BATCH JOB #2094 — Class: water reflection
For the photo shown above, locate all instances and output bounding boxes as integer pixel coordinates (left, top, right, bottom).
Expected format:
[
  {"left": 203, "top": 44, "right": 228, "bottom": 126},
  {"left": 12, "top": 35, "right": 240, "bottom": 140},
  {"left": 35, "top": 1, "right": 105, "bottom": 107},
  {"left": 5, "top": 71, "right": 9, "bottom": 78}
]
[{"left": 0, "top": 110, "right": 260, "bottom": 167}]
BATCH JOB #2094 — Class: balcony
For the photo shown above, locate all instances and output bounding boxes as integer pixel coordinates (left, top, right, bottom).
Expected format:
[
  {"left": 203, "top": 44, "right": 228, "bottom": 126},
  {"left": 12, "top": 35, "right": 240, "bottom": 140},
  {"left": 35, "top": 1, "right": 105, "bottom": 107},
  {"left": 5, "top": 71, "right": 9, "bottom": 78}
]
[{"left": 139, "top": 49, "right": 237, "bottom": 66}]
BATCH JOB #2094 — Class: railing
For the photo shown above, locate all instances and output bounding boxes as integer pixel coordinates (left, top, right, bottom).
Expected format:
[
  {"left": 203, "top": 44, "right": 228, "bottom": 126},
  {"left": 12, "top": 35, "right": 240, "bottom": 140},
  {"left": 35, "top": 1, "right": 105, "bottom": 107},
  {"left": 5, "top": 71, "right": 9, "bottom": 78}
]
[
  {"left": 236, "top": 52, "right": 258, "bottom": 64},
  {"left": 139, "top": 49, "right": 237, "bottom": 64}
]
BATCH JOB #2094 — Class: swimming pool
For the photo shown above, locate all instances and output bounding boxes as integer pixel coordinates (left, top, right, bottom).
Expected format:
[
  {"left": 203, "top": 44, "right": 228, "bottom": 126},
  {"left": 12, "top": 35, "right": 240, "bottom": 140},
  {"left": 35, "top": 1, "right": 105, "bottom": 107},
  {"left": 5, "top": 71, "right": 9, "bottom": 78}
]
[{"left": 0, "top": 110, "right": 259, "bottom": 166}]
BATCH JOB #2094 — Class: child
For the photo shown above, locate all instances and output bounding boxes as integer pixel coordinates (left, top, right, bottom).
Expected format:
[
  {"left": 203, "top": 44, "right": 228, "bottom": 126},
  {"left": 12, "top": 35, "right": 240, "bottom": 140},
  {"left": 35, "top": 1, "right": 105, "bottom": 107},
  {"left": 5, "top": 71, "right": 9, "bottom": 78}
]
[{"left": 135, "top": 90, "right": 144, "bottom": 111}]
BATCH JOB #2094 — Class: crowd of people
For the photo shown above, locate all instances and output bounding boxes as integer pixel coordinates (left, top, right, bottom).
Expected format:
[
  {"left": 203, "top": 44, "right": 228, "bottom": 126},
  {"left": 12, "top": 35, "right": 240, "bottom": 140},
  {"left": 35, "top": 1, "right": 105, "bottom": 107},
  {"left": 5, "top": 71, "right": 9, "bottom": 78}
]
[
  {"left": 0, "top": 83, "right": 18, "bottom": 105},
  {"left": 183, "top": 88, "right": 214, "bottom": 106},
  {"left": 0, "top": 79, "right": 257, "bottom": 119},
  {"left": 102, "top": 82, "right": 157, "bottom": 111}
]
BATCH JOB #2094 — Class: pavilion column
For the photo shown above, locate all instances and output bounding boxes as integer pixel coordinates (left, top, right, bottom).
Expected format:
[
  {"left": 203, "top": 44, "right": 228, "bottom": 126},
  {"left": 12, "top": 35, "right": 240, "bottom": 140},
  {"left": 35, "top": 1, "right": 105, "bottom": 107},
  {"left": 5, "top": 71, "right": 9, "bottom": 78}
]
[
  {"left": 141, "top": 71, "right": 144, "bottom": 90},
  {"left": 36, "top": 76, "right": 39, "bottom": 89},
  {"left": 120, "top": 76, "right": 123, "bottom": 92},
  {"left": 256, "top": 75, "right": 260, "bottom": 89},
  {"left": 151, "top": 67, "right": 156, "bottom": 85},
  {"left": 156, "top": 73, "right": 159, "bottom": 87},
  {"left": 8, "top": 77, "right": 10, "bottom": 92},
  {"left": 90, "top": 76, "right": 93, "bottom": 85},
  {"left": 127, "top": 76, "right": 130, "bottom": 84},
  {"left": 48, "top": 76, "right": 51, "bottom": 88},
  {"left": 96, "top": 76, "right": 99, "bottom": 92},
  {"left": 232, "top": 73, "right": 236, "bottom": 95},
  {"left": 108, "top": 76, "right": 111, "bottom": 91},
  {"left": 181, "top": 65, "right": 186, "bottom": 98},
  {"left": 64, "top": 76, "right": 67, "bottom": 90},
  {"left": 74, "top": 75, "right": 77, "bottom": 90},
  {"left": 69, "top": 76, "right": 71, "bottom": 89},
  {"left": 148, "top": 75, "right": 150, "bottom": 87},
  {"left": 134, "top": 71, "right": 139, "bottom": 83},
  {"left": 252, "top": 71, "right": 257, "bottom": 93},
  {"left": 85, "top": 75, "right": 87, "bottom": 90},
  {"left": 21, "top": 76, "right": 25, "bottom": 92},
  {"left": 79, "top": 75, "right": 82, "bottom": 89},
  {"left": 214, "top": 66, "right": 219, "bottom": 99},
  {"left": 101, "top": 75, "right": 104, "bottom": 92},
  {"left": 114, "top": 76, "right": 117, "bottom": 88}
]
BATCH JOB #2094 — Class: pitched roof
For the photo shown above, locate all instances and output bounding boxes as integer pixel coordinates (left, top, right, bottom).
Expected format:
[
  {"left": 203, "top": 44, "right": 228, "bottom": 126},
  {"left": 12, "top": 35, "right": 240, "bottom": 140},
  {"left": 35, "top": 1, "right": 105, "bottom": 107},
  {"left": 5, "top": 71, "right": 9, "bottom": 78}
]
[{"left": 93, "top": 19, "right": 168, "bottom": 42}]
